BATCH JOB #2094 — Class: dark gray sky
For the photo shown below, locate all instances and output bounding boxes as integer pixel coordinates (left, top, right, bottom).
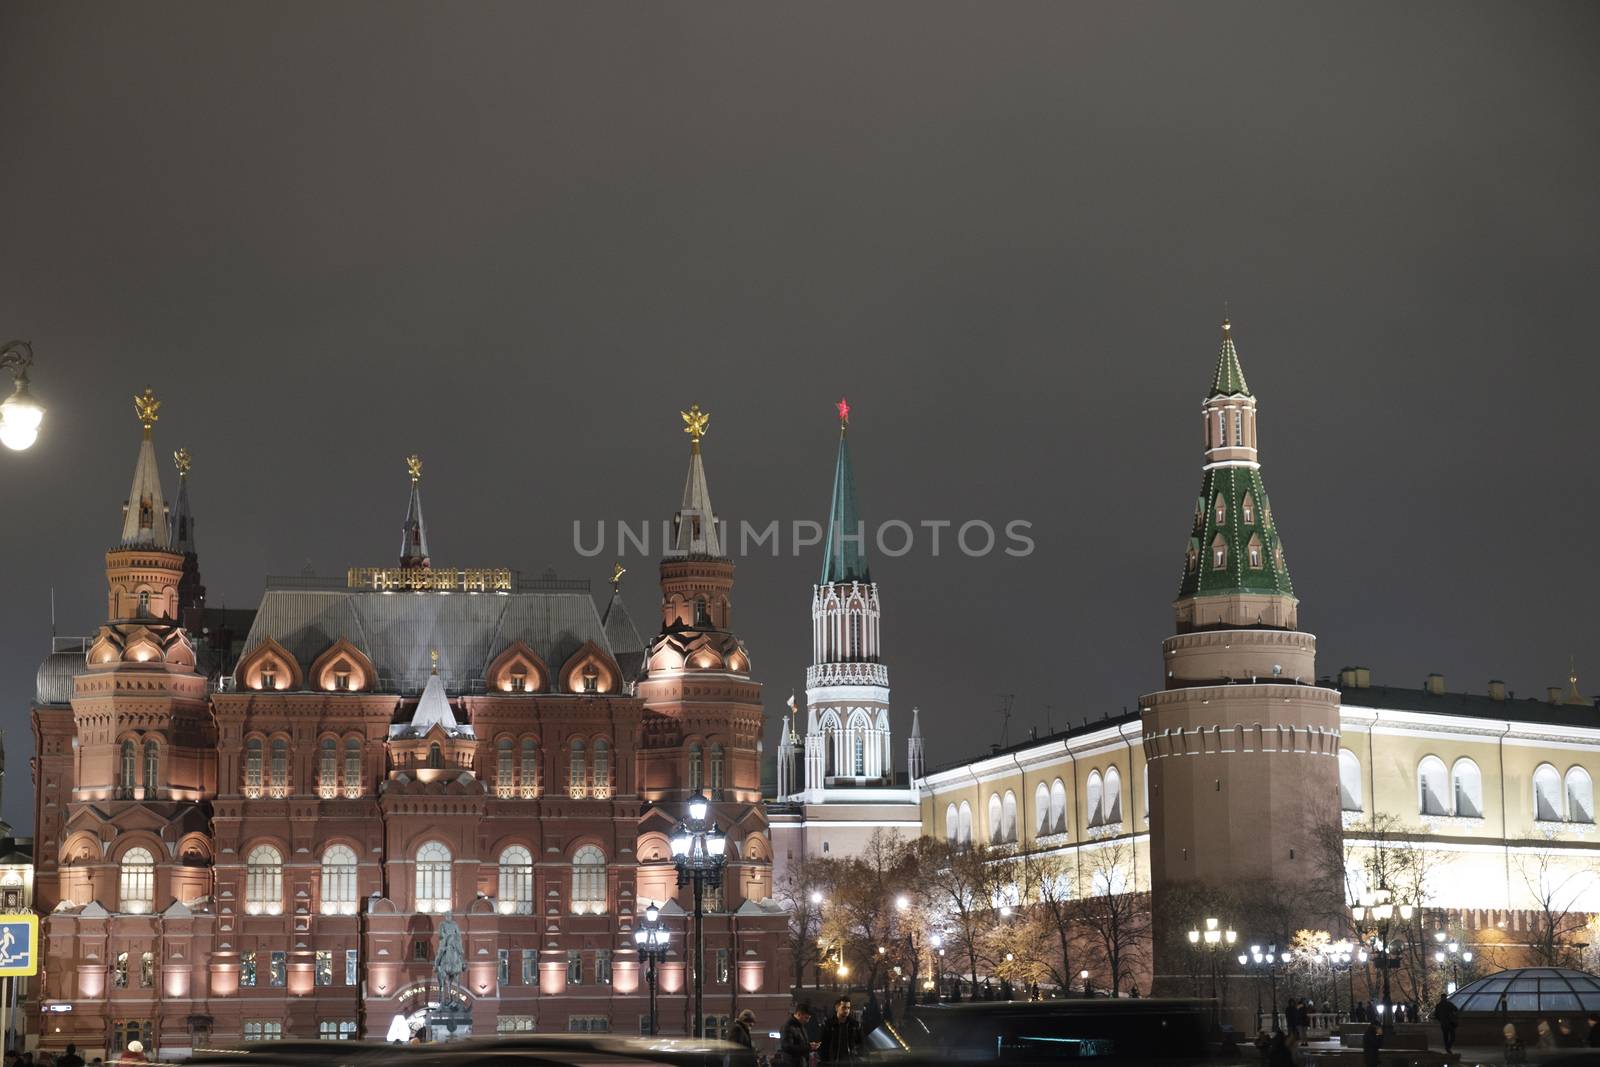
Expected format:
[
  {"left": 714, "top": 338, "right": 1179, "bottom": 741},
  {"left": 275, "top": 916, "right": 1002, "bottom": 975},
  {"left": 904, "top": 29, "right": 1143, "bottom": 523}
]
[{"left": 2, "top": 3, "right": 1596, "bottom": 829}]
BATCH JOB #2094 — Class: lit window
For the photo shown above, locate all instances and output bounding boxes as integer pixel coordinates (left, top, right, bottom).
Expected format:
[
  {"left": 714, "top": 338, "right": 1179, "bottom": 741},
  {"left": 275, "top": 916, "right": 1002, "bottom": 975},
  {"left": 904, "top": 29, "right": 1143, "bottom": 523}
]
[
  {"left": 570, "top": 739, "right": 586, "bottom": 798},
  {"left": 1233, "top": 409, "right": 1242, "bottom": 445},
  {"left": 345, "top": 949, "right": 357, "bottom": 986},
  {"left": 1103, "top": 767, "right": 1123, "bottom": 823},
  {"left": 320, "top": 845, "right": 357, "bottom": 915},
  {"left": 687, "top": 743, "right": 703, "bottom": 792},
  {"left": 1050, "top": 778, "right": 1068, "bottom": 835},
  {"left": 520, "top": 738, "right": 538, "bottom": 798},
  {"left": 497, "top": 740, "right": 514, "bottom": 797},
  {"left": 1567, "top": 767, "right": 1594, "bottom": 824},
  {"left": 269, "top": 738, "right": 288, "bottom": 794},
  {"left": 1247, "top": 537, "right": 1263, "bottom": 569},
  {"left": 498, "top": 949, "right": 509, "bottom": 984},
  {"left": 343, "top": 739, "right": 362, "bottom": 797},
  {"left": 120, "top": 847, "right": 155, "bottom": 913},
  {"left": 120, "top": 741, "right": 136, "bottom": 798},
  {"left": 140, "top": 951, "right": 154, "bottom": 987},
  {"left": 143, "top": 741, "right": 158, "bottom": 797},
  {"left": 113, "top": 952, "right": 129, "bottom": 988},
  {"left": 715, "top": 948, "right": 729, "bottom": 984},
  {"left": 415, "top": 841, "right": 453, "bottom": 913},
  {"left": 498, "top": 846, "right": 533, "bottom": 914},
  {"left": 319, "top": 739, "right": 337, "bottom": 797},
  {"left": 708, "top": 743, "right": 723, "bottom": 795},
  {"left": 571, "top": 845, "right": 606, "bottom": 914},
  {"left": 1086, "top": 771, "right": 1104, "bottom": 828},
  {"left": 567, "top": 950, "right": 583, "bottom": 985},
  {"left": 269, "top": 951, "right": 286, "bottom": 987},
  {"left": 1241, "top": 494, "right": 1254, "bottom": 525},
  {"left": 246, "top": 845, "right": 284, "bottom": 915},
  {"left": 987, "top": 793, "right": 1003, "bottom": 845},
  {"left": 1454, "top": 758, "right": 1484, "bottom": 819},
  {"left": 1338, "top": 750, "right": 1362, "bottom": 812},
  {"left": 315, "top": 950, "right": 333, "bottom": 987},
  {"left": 1034, "top": 782, "right": 1051, "bottom": 836},
  {"left": 243, "top": 1022, "right": 282, "bottom": 1042},
  {"left": 593, "top": 740, "right": 611, "bottom": 799},
  {"left": 597, "top": 949, "right": 613, "bottom": 986},
  {"left": 1212, "top": 536, "right": 1227, "bottom": 569},
  {"left": 1214, "top": 495, "right": 1226, "bottom": 526},
  {"left": 1534, "top": 763, "right": 1562, "bottom": 821},
  {"left": 240, "top": 951, "right": 257, "bottom": 987},
  {"left": 318, "top": 1021, "right": 356, "bottom": 1040}
]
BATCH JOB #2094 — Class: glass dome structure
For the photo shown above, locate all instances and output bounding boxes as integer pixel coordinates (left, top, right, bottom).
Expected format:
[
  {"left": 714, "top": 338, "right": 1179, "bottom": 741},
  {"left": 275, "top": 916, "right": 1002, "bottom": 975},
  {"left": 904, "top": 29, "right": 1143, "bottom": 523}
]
[{"left": 1448, "top": 968, "right": 1600, "bottom": 1014}]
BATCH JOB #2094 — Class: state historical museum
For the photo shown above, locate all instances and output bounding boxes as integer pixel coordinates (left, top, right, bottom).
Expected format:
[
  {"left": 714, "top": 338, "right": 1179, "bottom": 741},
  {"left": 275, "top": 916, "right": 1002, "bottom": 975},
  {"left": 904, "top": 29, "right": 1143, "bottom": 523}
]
[{"left": 29, "top": 394, "right": 788, "bottom": 1053}]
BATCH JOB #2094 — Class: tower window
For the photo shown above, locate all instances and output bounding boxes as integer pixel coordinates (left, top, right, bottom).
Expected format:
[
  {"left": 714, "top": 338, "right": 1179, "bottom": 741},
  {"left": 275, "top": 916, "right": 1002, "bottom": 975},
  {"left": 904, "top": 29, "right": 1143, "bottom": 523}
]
[
  {"left": 1247, "top": 535, "right": 1263, "bottom": 569},
  {"left": 427, "top": 743, "right": 443, "bottom": 770},
  {"left": 510, "top": 671, "right": 526, "bottom": 693},
  {"left": 1212, "top": 535, "right": 1227, "bottom": 569},
  {"left": 1233, "top": 409, "right": 1242, "bottom": 446},
  {"left": 1214, "top": 495, "right": 1226, "bottom": 526},
  {"left": 1241, "top": 494, "right": 1254, "bottom": 525},
  {"left": 120, "top": 740, "right": 137, "bottom": 796},
  {"left": 333, "top": 670, "right": 351, "bottom": 691},
  {"left": 143, "top": 740, "right": 158, "bottom": 796},
  {"left": 137, "top": 589, "right": 151, "bottom": 615}
]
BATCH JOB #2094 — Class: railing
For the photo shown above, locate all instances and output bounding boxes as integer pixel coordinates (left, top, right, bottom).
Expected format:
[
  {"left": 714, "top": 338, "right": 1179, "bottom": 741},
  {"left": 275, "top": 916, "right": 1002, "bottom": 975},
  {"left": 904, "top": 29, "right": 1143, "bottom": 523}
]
[{"left": 806, "top": 662, "right": 889, "bottom": 688}]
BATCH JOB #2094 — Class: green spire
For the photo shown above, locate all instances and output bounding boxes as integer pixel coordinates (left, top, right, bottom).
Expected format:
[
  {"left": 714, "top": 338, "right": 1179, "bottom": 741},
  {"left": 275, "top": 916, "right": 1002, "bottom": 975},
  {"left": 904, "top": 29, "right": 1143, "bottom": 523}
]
[
  {"left": 1209, "top": 320, "right": 1252, "bottom": 398},
  {"left": 1177, "top": 466, "right": 1293, "bottom": 599},
  {"left": 820, "top": 397, "right": 871, "bottom": 586}
]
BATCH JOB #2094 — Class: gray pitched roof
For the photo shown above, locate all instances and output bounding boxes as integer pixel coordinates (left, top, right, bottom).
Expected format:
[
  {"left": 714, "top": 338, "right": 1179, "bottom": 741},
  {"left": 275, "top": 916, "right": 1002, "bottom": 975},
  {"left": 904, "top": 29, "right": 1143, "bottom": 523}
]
[{"left": 240, "top": 584, "right": 616, "bottom": 693}]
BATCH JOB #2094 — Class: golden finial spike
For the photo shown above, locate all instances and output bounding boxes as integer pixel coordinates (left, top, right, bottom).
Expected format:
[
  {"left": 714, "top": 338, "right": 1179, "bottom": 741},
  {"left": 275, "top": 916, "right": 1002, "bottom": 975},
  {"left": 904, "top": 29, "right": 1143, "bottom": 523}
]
[
  {"left": 134, "top": 389, "right": 161, "bottom": 437},
  {"left": 430, "top": 648, "right": 440, "bottom": 674},
  {"left": 173, "top": 447, "right": 192, "bottom": 476},
  {"left": 610, "top": 561, "right": 626, "bottom": 592},
  {"left": 680, "top": 404, "right": 709, "bottom": 451},
  {"left": 406, "top": 454, "right": 423, "bottom": 484}
]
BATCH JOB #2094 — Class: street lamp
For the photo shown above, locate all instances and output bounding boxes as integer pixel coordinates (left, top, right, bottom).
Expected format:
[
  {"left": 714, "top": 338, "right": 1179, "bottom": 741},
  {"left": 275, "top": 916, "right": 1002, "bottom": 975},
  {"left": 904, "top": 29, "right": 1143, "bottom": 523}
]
[
  {"left": 1351, "top": 887, "right": 1413, "bottom": 1018},
  {"left": 1241, "top": 945, "right": 1293, "bottom": 1031},
  {"left": 634, "top": 904, "right": 671, "bottom": 1036},
  {"left": 0, "top": 341, "right": 44, "bottom": 452},
  {"left": 1318, "top": 939, "right": 1356, "bottom": 1019},
  {"left": 1432, "top": 930, "right": 1473, "bottom": 994},
  {"left": 670, "top": 791, "right": 727, "bottom": 1039},
  {"left": 1188, "top": 917, "right": 1238, "bottom": 1025}
]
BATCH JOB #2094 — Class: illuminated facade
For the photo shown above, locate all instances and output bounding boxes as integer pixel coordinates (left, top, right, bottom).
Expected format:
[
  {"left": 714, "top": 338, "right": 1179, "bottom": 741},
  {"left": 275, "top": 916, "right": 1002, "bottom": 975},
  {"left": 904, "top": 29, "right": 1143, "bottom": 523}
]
[{"left": 29, "top": 400, "right": 787, "bottom": 1056}]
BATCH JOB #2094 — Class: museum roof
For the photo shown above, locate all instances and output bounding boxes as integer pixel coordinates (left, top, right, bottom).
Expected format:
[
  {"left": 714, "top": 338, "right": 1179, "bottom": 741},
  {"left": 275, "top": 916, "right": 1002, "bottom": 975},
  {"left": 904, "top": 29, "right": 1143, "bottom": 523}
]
[{"left": 1335, "top": 682, "right": 1598, "bottom": 728}]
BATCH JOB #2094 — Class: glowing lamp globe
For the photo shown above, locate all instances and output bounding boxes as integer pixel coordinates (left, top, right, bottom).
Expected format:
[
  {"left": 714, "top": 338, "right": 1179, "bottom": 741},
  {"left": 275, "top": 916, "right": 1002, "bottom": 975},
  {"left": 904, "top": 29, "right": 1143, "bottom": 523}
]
[
  {"left": 688, "top": 792, "right": 709, "bottom": 822},
  {"left": 0, "top": 378, "right": 43, "bottom": 451}
]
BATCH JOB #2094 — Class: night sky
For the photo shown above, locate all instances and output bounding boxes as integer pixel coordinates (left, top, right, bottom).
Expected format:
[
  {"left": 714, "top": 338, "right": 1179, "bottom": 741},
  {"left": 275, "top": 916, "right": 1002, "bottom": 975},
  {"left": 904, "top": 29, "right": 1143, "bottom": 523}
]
[{"left": 1, "top": 4, "right": 1596, "bottom": 830}]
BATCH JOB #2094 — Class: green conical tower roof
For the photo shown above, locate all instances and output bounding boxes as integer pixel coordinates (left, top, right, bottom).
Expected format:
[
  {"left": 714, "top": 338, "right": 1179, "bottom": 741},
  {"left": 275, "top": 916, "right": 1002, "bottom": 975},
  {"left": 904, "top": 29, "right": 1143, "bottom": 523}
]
[
  {"left": 820, "top": 397, "right": 871, "bottom": 586},
  {"left": 1209, "top": 320, "right": 1252, "bottom": 398}
]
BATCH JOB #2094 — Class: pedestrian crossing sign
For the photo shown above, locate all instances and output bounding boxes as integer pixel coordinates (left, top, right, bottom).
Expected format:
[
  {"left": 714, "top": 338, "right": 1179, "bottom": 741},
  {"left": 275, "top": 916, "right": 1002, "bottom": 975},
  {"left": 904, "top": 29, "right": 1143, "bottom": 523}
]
[{"left": 0, "top": 915, "right": 38, "bottom": 976}]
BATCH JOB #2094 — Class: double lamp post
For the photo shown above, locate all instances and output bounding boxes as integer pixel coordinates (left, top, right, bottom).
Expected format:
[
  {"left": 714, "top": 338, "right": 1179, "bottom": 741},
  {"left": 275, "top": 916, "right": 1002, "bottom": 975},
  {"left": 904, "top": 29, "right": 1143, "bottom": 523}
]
[{"left": 670, "top": 790, "right": 727, "bottom": 1040}]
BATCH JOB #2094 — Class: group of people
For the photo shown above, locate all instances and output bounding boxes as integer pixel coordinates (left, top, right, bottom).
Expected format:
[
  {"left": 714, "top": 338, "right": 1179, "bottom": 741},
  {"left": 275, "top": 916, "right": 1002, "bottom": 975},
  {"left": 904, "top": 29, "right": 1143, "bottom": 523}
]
[
  {"left": 5, "top": 1046, "right": 112, "bottom": 1067},
  {"left": 775, "top": 997, "right": 867, "bottom": 1067}
]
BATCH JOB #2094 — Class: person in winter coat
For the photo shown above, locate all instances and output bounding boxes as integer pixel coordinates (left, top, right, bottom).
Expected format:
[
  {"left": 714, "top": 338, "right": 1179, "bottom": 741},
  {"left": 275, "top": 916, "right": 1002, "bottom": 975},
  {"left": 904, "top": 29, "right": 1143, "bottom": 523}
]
[
  {"left": 731, "top": 1010, "right": 756, "bottom": 1049},
  {"left": 776, "top": 1003, "right": 816, "bottom": 1067},
  {"left": 819, "top": 997, "right": 864, "bottom": 1064},
  {"left": 1433, "top": 995, "right": 1459, "bottom": 1053},
  {"left": 1361, "top": 1023, "right": 1383, "bottom": 1067}
]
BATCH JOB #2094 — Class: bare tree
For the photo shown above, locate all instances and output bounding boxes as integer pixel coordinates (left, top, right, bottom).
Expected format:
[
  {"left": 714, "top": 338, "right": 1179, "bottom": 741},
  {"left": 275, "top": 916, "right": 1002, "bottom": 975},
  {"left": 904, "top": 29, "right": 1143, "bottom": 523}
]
[
  {"left": 775, "top": 860, "right": 831, "bottom": 991},
  {"left": 912, "top": 837, "right": 1008, "bottom": 994},
  {"left": 1073, "top": 839, "right": 1150, "bottom": 996},
  {"left": 1518, "top": 844, "right": 1599, "bottom": 967}
]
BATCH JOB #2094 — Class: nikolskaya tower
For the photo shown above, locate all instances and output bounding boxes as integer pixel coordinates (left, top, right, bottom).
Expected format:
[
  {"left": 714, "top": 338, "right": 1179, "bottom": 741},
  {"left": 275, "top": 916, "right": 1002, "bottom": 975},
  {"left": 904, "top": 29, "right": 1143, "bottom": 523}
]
[{"left": 1140, "top": 321, "right": 1343, "bottom": 995}]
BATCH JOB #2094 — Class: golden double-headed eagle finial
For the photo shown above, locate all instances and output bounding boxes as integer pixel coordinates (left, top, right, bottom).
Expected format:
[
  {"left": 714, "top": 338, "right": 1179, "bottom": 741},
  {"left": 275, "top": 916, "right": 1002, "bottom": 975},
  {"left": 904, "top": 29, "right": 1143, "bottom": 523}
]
[
  {"left": 680, "top": 404, "right": 709, "bottom": 450},
  {"left": 174, "top": 447, "right": 192, "bottom": 476},
  {"left": 406, "top": 454, "right": 423, "bottom": 483},
  {"left": 610, "top": 561, "right": 626, "bottom": 592},
  {"left": 134, "top": 389, "right": 161, "bottom": 436},
  {"left": 430, "top": 648, "right": 440, "bottom": 673}
]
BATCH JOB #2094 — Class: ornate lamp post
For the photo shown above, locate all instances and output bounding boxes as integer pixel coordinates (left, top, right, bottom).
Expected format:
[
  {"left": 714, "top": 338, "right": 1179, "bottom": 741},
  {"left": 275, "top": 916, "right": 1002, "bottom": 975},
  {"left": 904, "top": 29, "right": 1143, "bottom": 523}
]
[
  {"left": 1189, "top": 916, "right": 1238, "bottom": 1028},
  {"left": 1240, "top": 945, "right": 1294, "bottom": 1031},
  {"left": 1432, "top": 930, "right": 1473, "bottom": 995},
  {"left": 634, "top": 904, "right": 671, "bottom": 1036},
  {"left": 1351, "top": 887, "right": 1413, "bottom": 1019},
  {"left": 1319, "top": 939, "right": 1356, "bottom": 1019},
  {"left": 670, "top": 791, "right": 727, "bottom": 1039},
  {"left": 0, "top": 341, "right": 45, "bottom": 451}
]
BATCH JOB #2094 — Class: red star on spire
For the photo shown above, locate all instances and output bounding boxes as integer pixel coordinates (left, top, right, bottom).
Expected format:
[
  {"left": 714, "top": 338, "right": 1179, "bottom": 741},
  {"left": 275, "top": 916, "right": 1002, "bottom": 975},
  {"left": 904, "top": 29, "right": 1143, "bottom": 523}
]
[{"left": 836, "top": 396, "right": 850, "bottom": 426}]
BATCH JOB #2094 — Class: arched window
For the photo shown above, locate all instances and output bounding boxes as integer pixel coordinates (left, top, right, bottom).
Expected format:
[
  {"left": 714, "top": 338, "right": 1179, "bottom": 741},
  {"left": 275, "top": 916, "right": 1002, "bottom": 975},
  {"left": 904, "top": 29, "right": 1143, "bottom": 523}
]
[
  {"left": 1034, "top": 782, "right": 1051, "bottom": 836},
  {"left": 496, "top": 739, "right": 514, "bottom": 795},
  {"left": 138, "top": 588, "right": 151, "bottom": 614},
  {"left": 1567, "top": 767, "right": 1594, "bottom": 824},
  {"left": 320, "top": 845, "right": 357, "bottom": 915},
  {"left": 1104, "top": 767, "right": 1123, "bottom": 824},
  {"left": 1452, "top": 758, "right": 1484, "bottom": 819},
  {"left": 687, "top": 742, "right": 703, "bottom": 792},
  {"left": 945, "top": 803, "right": 959, "bottom": 844},
  {"left": 319, "top": 739, "right": 338, "bottom": 795},
  {"left": 1534, "top": 763, "right": 1562, "bottom": 822},
  {"left": 520, "top": 738, "right": 538, "bottom": 797},
  {"left": 415, "top": 841, "right": 452, "bottom": 913},
  {"left": 1339, "top": 749, "right": 1363, "bottom": 812},
  {"left": 1214, "top": 495, "right": 1226, "bottom": 526},
  {"left": 343, "top": 738, "right": 362, "bottom": 795},
  {"left": 569, "top": 739, "right": 586, "bottom": 798},
  {"left": 1247, "top": 535, "right": 1264, "bottom": 569},
  {"left": 708, "top": 743, "right": 723, "bottom": 794},
  {"left": 957, "top": 801, "right": 973, "bottom": 846},
  {"left": 120, "top": 740, "right": 136, "bottom": 796},
  {"left": 269, "top": 738, "right": 288, "bottom": 791},
  {"left": 571, "top": 845, "right": 606, "bottom": 914},
  {"left": 142, "top": 740, "right": 158, "bottom": 796},
  {"left": 244, "top": 738, "right": 263, "bottom": 796},
  {"left": 427, "top": 743, "right": 443, "bottom": 770},
  {"left": 1418, "top": 756, "right": 1448, "bottom": 816},
  {"left": 1211, "top": 535, "right": 1227, "bottom": 570},
  {"left": 246, "top": 845, "right": 283, "bottom": 915},
  {"left": 594, "top": 739, "right": 612, "bottom": 798},
  {"left": 1241, "top": 493, "right": 1255, "bottom": 525},
  {"left": 498, "top": 845, "right": 534, "bottom": 914},
  {"left": 1086, "top": 771, "right": 1104, "bottom": 827},
  {"left": 1050, "top": 778, "right": 1068, "bottom": 834},
  {"left": 120, "top": 847, "right": 155, "bottom": 914},
  {"left": 987, "top": 793, "right": 1003, "bottom": 844},
  {"left": 854, "top": 733, "right": 866, "bottom": 776},
  {"left": 849, "top": 613, "right": 863, "bottom": 659},
  {"left": 1002, "top": 790, "right": 1018, "bottom": 843}
]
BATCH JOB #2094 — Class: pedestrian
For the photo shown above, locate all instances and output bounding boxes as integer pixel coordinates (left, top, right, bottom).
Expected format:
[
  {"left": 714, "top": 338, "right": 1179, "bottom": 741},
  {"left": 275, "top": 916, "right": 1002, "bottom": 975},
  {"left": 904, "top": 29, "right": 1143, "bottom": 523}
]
[
  {"left": 1433, "top": 995, "right": 1458, "bottom": 1053},
  {"left": 118, "top": 1042, "right": 147, "bottom": 1067},
  {"left": 776, "top": 1002, "right": 816, "bottom": 1067},
  {"left": 730, "top": 1009, "right": 756, "bottom": 1050},
  {"left": 1361, "top": 1023, "right": 1382, "bottom": 1067},
  {"left": 59, "top": 1046, "right": 84, "bottom": 1067},
  {"left": 1537, "top": 1019, "right": 1556, "bottom": 1050},
  {"left": 1587, "top": 1013, "right": 1600, "bottom": 1048},
  {"left": 819, "top": 996, "right": 864, "bottom": 1064}
]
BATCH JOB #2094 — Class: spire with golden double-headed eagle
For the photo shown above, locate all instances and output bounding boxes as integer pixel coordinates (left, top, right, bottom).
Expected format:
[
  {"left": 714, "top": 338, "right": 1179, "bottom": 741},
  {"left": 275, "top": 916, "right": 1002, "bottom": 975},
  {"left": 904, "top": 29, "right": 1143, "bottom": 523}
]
[
  {"left": 669, "top": 404, "right": 721, "bottom": 557},
  {"left": 399, "top": 453, "right": 431, "bottom": 568},
  {"left": 120, "top": 389, "right": 171, "bottom": 548}
]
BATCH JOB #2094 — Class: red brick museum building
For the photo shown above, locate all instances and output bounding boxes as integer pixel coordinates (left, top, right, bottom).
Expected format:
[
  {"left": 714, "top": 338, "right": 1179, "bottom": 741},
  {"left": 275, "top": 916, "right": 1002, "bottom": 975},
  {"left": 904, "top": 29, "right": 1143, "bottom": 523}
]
[{"left": 28, "top": 397, "right": 789, "bottom": 1054}]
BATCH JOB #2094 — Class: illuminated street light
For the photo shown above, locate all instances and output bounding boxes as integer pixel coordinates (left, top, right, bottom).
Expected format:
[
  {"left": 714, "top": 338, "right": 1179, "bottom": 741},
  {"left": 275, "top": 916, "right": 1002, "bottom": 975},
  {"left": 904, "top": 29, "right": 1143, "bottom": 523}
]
[{"left": 0, "top": 340, "right": 45, "bottom": 451}]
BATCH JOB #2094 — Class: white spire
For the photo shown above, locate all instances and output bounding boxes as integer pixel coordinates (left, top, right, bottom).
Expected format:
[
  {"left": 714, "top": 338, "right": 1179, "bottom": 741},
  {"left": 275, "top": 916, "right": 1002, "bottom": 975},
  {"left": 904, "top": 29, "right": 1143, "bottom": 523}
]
[
  {"left": 395, "top": 652, "right": 470, "bottom": 737},
  {"left": 669, "top": 404, "right": 722, "bottom": 557},
  {"left": 121, "top": 390, "right": 170, "bottom": 548}
]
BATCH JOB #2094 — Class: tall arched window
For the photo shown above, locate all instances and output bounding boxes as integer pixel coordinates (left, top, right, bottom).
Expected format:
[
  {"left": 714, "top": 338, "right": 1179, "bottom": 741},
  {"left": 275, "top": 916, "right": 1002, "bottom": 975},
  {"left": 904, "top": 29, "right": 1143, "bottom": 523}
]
[
  {"left": 1086, "top": 771, "right": 1104, "bottom": 827},
  {"left": 498, "top": 846, "right": 534, "bottom": 914},
  {"left": 343, "top": 738, "right": 362, "bottom": 796},
  {"left": 1452, "top": 758, "right": 1484, "bottom": 819},
  {"left": 143, "top": 740, "right": 158, "bottom": 796},
  {"left": 1534, "top": 763, "right": 1562, "bottom": 821},
  {"left": 244, "top": 738, "right": 263, "bottom": 797},
  {"left": 415, "top": 841, "right": 452, "bottom": 913},
  {"left": 987, "top": 793, "right": 1003, "bottom": 844},
  {"left": 520, "top": 738, "right": 537, "bottom": 797},
  {"left": 1104, "top": 767, "right": 1123, "bottom": 824},
  {"left": 569, "top": 739, "right": 586, "bottom": 798},
  {"left": 853, "top": 733, "right": 865, "bottom": 776},
  {"left": 571, "top": 845, "right": 606, "bottom": 914},
  {"left": 1567, "top": 767, "right": 1594, "bottom": 824},
  {"left": 593, "top": 739, "right": 611, "bottom": 798},
  {"left": 687, "top": 742, "right": 703, "bottom": 792},
  {"left": 496, "top": 739, "right": 514, "bottom": 795},
  {"left": 1214, "top": 495, "right": 1226, "bottom": 526},
  {"left": 269, "top": 738, "right": 288, "bottom": 792},
  {"left": 708, "top": 743, "right": 723, "bottom": 795},
  {"left": 1418, "top": 756, "right": 1448, "bottom": 816},
  {"left": 1050, "top": 778, "right": 1068, "bottom": 834},
  {"left": 1339, "top": 750, "right": 1363, "bottom": 812},
  {"left": 957, "top": 801, "right": 973, "bottom": 846},
  {"left": 246, "top": 845, "right": 283, "bottom": 915},
  {"left": 1241, "top": 493, "right": 1255, "bottom": 525},
  {"left": 120, "top": 740, "right": 136, "bottom": 796},
  {"left": 319, "top": 739, "right": 338, "bottom": 796},
  {"left": 1002, "top": 791, "right": 1018, "bottom": 843},
  {"left": 1034, "top": 782, "right": 1051, "bottom": 836},
  {"left": 945, "top": 803, "right": 959, "bottom": 844},
  {"left": 320, "top": 845, "right": 357, "bottom": 915},
  {"left": 120, "top": 847, "right": 155, "bottom": 914}
]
